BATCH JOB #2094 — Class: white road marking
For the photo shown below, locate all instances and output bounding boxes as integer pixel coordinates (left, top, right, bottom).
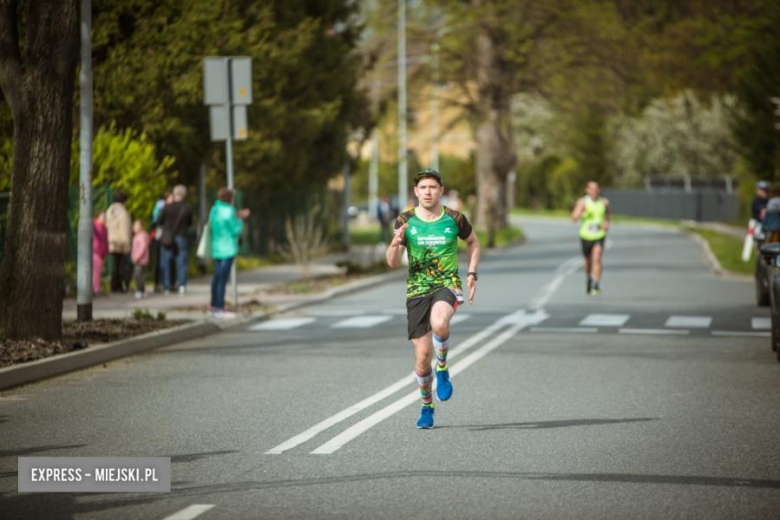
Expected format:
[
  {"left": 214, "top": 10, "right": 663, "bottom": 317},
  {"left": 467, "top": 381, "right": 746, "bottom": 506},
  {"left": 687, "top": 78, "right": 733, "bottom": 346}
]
[
  {"left": 249, "top": 318, "right": 316, "bottom": 331},
  {"left": 580, "top": 314, "right": 630, "bottom": 327},
  {"left": 529, "top": 256, "right": 580, "bottom": 310},
  {"left": 162, "top": 504, "right": 215, "bottom": 520},
  {"left": 310, "top": 310, "right": 549, "bottom": 455},
  {"left": 529, "top": 327, "right": 598, "bottom": 334},
  {"left": 620, "top": 328, "right": 690, "bottom": 336},
  {"left": 450, "top": 313, "right": 471, "bottom": 325},
  {"left": 265, "top": 317, "right": 510, "bottom": 454},
  {"left": 712, "top": 331, "right": 770, "bottom": 338},
  {"left": 752, "top": 318, "right": 771, "bottom": 330},
  {"left": 665, "top": 316, "right": 712, "bottom": 329},
  {"left": 332, "top": 315, "right": 393, "bottom": 328},
  {"left": 307, "top": 309, "right": 367, "bottom": 317}
]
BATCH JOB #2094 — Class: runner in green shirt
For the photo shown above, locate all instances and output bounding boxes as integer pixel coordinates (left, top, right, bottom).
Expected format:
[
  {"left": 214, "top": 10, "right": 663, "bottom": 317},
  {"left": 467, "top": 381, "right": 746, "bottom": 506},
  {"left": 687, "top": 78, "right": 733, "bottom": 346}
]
[
  {"left": 571, "top": 181, "right": 611, "bottom": 295},
  {"left": 386, "top": 169, "right": 481, "bottom": 429}
]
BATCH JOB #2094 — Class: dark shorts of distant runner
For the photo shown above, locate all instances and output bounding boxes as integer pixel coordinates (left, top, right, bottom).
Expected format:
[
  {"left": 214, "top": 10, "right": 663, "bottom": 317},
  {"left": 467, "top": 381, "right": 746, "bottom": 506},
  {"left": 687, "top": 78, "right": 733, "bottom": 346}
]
[
  {"left": 406, "top": 287, "right": 459, "bottom": 340},
  {"left": 581, "top": 237, "right": 606, "bottom": 258}
]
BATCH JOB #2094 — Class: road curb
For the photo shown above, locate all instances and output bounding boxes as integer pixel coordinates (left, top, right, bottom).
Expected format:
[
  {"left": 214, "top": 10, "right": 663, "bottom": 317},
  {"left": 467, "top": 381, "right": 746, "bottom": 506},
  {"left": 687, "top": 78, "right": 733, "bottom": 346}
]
[
  {"left": 684, "top": 229, "right": 752, "bottom": 282},
  {"left": 0, "top": 321, "right": 220, "bottom": 392},
  {"left": 0, "top": 269, "right": 406, "bottom": 392}
]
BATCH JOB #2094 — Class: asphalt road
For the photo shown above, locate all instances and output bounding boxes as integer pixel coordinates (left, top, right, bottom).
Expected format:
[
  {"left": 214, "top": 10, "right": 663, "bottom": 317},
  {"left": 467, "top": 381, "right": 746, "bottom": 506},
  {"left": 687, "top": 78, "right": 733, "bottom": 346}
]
[{"left": 2, "top": 217, "right": 779, "bottom": 520}]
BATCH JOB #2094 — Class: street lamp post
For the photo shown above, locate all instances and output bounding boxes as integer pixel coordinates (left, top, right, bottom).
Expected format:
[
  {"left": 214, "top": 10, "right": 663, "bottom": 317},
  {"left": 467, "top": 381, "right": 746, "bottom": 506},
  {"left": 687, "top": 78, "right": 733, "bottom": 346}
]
[{"left": 398, "top": 0, "right": 408, "bottom": 211}]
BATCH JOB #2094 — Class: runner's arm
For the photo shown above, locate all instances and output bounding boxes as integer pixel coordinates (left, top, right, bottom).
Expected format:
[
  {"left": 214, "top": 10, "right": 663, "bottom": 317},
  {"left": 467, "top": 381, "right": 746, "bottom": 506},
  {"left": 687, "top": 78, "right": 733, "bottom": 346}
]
[
  {"left": 571, "top": 198, "right": 584, "bottom": 222},
  {"left": 603, "top": 198, "right": 611, "bottom": 231},
  {"left": 464, "top": 230, "right": 480, "bottom": 304},
  {"left": 386, "top": 223, "right": 408, "bottom": 268}
]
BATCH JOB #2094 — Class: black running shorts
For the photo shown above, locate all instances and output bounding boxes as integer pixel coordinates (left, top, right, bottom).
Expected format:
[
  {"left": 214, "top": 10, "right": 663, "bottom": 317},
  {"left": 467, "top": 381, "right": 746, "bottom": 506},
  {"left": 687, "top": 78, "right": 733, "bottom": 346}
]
[
  {"left": 581, "top": 237, "right": 605, "bottom": 257},
  {"left": 406, "top": 287, "right": 459, "bottom": 340}
]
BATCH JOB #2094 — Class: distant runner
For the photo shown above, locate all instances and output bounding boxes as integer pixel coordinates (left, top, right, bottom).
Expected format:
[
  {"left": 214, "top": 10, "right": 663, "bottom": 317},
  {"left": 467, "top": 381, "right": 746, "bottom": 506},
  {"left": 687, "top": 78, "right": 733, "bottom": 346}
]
[
  {"left": 571, "top": 181, "right": 610, "bottom": 295},
  {"left": 386, "top": 169, "right": 480, "bottom": 429}
]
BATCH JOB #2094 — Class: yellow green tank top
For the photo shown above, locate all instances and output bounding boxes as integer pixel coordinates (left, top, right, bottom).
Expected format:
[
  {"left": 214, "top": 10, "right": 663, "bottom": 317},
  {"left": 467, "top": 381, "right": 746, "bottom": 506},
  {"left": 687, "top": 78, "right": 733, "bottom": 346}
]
[{"left": 579, "top": 196, "right": 607, "bottom": 241}]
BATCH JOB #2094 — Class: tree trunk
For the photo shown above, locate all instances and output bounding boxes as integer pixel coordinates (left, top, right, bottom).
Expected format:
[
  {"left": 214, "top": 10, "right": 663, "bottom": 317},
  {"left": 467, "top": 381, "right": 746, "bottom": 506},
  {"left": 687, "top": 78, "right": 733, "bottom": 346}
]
[
  {"left": 473, "top": 21, "right": 517, "bottom": 246},
  {"left": 0, "top": 1, "right": 79, "bottom": 340}
]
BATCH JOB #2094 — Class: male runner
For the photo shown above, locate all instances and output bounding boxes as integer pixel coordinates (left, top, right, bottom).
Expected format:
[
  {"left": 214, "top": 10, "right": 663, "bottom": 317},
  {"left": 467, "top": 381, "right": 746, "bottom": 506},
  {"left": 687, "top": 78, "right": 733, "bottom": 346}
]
[
  {"left": 386, "top": 169, "right": 480, "bottom": 429},
  {"left": 571, "top": 181, "right": 610, "bottom": 295}
]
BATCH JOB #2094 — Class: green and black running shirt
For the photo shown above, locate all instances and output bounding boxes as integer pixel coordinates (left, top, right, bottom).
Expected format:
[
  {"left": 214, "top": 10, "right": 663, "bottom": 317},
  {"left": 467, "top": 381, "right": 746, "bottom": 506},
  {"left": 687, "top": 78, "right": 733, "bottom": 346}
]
[{"left": 394, "top": 207, "right": 473, "bottom": 299}]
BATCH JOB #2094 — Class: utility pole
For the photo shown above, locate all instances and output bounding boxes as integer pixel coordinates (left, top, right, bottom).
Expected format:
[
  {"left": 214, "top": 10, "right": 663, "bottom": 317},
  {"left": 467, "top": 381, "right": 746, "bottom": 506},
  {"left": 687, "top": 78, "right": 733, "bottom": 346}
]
[
  {"left": 398, "top": 0, "right": 408, "bottom": 211},
  {"left": 431, "top": 40, "right": 440, "bottom": 173},
  {"left": 77, "top": 0, "right": 93, "bottom": 322},
  {"left": 368, "top": 72, "right": 380, "bottom": 222}
]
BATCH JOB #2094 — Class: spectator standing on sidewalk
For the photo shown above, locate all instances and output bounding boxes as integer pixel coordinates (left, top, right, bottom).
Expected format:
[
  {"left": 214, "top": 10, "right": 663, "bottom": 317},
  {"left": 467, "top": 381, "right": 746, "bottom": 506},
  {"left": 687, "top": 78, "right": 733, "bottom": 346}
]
[
  {"left": 150, "top": 190, "right": 170, "bottom": 292},
  {"left": 208, "top": 187, "right": 250, "bottom": 319},
  {"left": 92, "top": 211, "right": 109, "bottom": 294},
  {"left": 106, "top": 191, "right": 132, "bottom": 293},
  {"left": 156, "top": 185, "right": 193, "bottom": 295},
  {"left": 131, "top": 220, "right": 151, "bottom": 299}
]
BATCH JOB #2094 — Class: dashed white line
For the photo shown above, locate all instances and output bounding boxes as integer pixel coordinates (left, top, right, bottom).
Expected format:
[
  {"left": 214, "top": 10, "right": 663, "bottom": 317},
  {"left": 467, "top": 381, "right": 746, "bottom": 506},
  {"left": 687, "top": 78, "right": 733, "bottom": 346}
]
[
  {"left": 161, "top": 504, "right": 215, "bottom": 520},
  {"left": 620, "top": 328, "right": 690, "bottom": 336},
  {"left": 712, "top": 331, "right": 770, "bottom": 338},
  {"left": 529, "top": 327, "right": 598, "bottom": 334},
  {"left": 528, "top": 256, "right": 580, "bottom": 310}
]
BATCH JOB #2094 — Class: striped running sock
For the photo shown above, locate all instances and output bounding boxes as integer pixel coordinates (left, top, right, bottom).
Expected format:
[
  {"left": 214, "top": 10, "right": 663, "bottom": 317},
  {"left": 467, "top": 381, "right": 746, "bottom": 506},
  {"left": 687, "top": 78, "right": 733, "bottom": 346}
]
[
  {"left": 433, "top": 333, "right": 450, "bottom": 370},
  {"left": 416, "top": 367, "right": 433, "bottom": 407}
]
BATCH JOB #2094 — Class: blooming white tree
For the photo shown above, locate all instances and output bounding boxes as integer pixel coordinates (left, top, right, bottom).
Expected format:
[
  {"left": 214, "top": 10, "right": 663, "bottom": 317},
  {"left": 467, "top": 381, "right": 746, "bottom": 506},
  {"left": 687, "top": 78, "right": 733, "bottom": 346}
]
[{"left": 611, "top": 91, "right": 740, "bottom": 186}]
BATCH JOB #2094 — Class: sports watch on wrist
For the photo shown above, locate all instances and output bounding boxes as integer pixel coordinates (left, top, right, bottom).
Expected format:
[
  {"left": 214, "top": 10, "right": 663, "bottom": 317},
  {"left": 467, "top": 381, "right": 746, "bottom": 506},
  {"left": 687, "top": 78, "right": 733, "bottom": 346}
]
[{"left": 467, "top": 272, "right": 478, "bottom": 281}]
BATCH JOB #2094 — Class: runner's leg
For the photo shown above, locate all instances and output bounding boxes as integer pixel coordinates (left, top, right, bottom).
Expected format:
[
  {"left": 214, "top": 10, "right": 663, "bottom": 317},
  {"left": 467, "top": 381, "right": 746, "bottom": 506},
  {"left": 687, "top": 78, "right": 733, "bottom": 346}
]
[
  {"left": 430, "top": 300, "right": 455, "bottom": 369},
  {"left": 592, "top": 243, "right": 604, "bottom": 288},
  {"left": 412, "top": 333, "right": 434, "bottom": 407}
]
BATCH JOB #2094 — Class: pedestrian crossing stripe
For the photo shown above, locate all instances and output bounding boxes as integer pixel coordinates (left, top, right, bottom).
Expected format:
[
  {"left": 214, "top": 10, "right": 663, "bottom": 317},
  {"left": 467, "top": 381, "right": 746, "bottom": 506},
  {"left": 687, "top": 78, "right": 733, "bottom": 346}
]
[
  {"left": 250, "top": 318, "right": 317, "bottom": 331},
  {"left": 246, "top": 312, "right": 770, "bottom": 334},
  {"left": 332, "top": 315, "right": 392, "bottom": 328},
  {"left": 665, "top": 316, "right": 712, "bottom": 329},
  {"left": 580, "top": 314, "right": 629, "bottom": 327}
]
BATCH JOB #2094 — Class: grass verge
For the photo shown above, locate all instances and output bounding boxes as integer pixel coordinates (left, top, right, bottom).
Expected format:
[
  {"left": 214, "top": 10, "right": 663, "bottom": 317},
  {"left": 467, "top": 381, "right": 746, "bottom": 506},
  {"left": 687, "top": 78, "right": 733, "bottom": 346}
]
[{"left": 683, "top": 226, "right": 752, "bottom": 276}]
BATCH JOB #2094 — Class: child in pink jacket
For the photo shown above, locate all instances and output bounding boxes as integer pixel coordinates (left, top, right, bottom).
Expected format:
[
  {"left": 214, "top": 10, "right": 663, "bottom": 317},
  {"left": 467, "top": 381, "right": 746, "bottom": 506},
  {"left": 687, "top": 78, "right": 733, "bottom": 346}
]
[
  {"left": 131, "top": 220, "right": 151, "bottom": 299},
  {"left": 92, "top": 212, "right": 109, "bottom": 294}
]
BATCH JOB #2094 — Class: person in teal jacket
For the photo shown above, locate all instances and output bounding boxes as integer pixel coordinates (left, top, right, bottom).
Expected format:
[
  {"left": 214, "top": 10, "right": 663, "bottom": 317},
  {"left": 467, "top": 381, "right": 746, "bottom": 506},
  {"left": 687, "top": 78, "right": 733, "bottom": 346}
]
[{"left": 209, "top": 187, "right": 250, "bottom": 318}]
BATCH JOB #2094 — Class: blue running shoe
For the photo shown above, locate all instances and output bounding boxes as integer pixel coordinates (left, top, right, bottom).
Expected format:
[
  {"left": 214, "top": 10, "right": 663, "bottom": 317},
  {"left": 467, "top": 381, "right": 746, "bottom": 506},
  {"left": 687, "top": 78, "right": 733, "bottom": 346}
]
[
  {"left": 436, "top": 365, "right": 453, "bottom": 401},
  {"left": 416, "top": 405, "right": 435, "bottom": 429}
]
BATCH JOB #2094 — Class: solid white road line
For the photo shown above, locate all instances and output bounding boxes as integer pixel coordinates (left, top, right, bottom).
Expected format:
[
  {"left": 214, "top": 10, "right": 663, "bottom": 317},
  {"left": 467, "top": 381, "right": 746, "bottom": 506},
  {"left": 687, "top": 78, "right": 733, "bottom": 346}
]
[
  {"left": 712, "top": 331, "right": 770, "bottom": 338},
  {"left": 619, "top": 328, "right": 690, "bottom": 336},
  {"left": 529, "top": 327, "right": 598, "bottom": 334},
  {"left": 332, "top": 315, "right": 393, "bottom": 328},
  {"left": 310, "top": 310, "right": 549, "bottom": 455},
  {"left": 752, "top": 317, "right": 771, "bottom": 330},
  {"left": 665, "top": 316, "right": 712, "bottom": 329},
  {"left": 249, "top": 318, "right": 316, "bottom": 331},
  {"left": 580, "top": 314, "right": 630, "bottom": 327},
  {"left": 162, "top": 504, "right": 215, "bottom": 520},
  {"left": 265, "top": 317, "right": 510, "bottom": 454},
  {"left": 528, "top": 256, "right": 580, "bottom": 310}
]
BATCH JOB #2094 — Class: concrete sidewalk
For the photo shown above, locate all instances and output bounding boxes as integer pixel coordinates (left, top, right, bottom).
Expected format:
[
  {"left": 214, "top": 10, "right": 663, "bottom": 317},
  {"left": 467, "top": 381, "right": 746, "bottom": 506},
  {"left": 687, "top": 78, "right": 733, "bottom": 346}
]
[{"left": 62, "top": 253, "right": 351, "bottom": 320}]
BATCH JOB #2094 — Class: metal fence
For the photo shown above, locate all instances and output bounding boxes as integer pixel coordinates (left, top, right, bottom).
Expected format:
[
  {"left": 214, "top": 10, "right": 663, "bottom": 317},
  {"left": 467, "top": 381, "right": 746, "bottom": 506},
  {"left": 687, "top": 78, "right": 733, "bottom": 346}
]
[{"left": 602, "top": 188, "right": 739, "bottom": 222}]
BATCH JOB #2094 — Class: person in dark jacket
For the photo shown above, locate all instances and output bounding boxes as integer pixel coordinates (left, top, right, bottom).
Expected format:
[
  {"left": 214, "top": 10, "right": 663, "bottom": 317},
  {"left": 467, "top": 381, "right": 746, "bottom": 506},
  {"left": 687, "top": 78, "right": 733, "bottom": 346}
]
[
  {"left": 753, "top": 181, "right": 770, "bottom": 221},
  {"left": 156, "top": 185, "right": 193, "bottom": 295}
]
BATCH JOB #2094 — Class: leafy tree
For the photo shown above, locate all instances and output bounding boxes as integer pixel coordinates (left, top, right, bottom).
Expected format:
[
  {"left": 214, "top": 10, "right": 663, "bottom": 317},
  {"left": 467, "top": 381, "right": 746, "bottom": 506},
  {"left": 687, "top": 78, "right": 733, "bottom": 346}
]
[{"left": 69, "top": 123, "right": 175, "bottom": 221}]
